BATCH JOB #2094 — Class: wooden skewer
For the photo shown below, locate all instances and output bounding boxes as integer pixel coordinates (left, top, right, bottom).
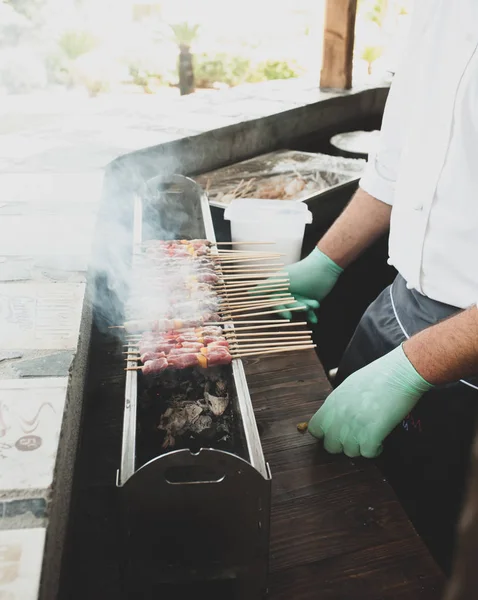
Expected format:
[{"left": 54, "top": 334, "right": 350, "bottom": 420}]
[
  {"left": 232, "top": 306, "right": 306, "bottom": 318},
  {"left": 228, "top": 340, "right": 312, "bottom": 348},
  {"left": 218, "top": 266, "right": 283, "bottom": 273},
  {"left": 216, "top": 255, "right": 282, "bottom": 261},
  {"left": 126, "top": 335, "right": 311, "bottom": 349},
  {"left": 228, "top": 330, "right": 312, "bottom": 337},
  {"left": 123, "top": 319, "right": 293, "bottom": 335},
  {"left": 220, "top": 278, "right": 288, "bottom": 286},
  {"left": 124, "top": 332, "right": 312, "bottom": 347},
  {"left": 221, "top": 287, "right": 289, "bottom": 299},
  {"left": 216, "top": 247, "right": 274, "bottom": 251},
  {"left": 124, "top": 325, "right": 309, "bottom": 339},
  {"left": 220, "top": 299, "right": 298, "bottom": 315},
  {"left": 123, "top": 336, "right": 312, "bottom": 353},
  {"left": 215, "top": 258, "right": 282, "bottom": 268},
  {"left": 221, "top": 294, "right": 293, "bottom": 306},
  {"left": 221, "top": 286, "right": 289, "bottom": 297},
  {"left": 218, "top": 279, "right": 289, "bottom": 290},
  {"left": 231, "top": 344, "right": 316, "bottom": 359},
  {"left": 224, "top": 321, "right": 306, "bottom": 332},
  {"left": 125, "top": 341, "right": 312, "bottom": 357},
  {"left": 112, "top": 321, "right": 227, "bottom": 331},
  {"left": 216, "top": 241, "right": 275, "bottom": 245},
  {"left": 124, "top": 344, "right": 316, "bottom": 369},
  {"left": 221, "top": 273, "right": 287, "bottom": 280},
  {"left": 216, "top": 248, "right": 280, "bottom": 253},
  {"left": 139, "top": 241, "right": 274, "bottom": 248},
  {"left": 216, "top": 256, "right": 283, "bottom": 263}
]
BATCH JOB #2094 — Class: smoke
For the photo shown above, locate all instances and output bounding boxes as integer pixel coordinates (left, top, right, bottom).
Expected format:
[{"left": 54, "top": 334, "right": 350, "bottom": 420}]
[{"left": 89, "top": 171, "right": 210, "bottom": 337}]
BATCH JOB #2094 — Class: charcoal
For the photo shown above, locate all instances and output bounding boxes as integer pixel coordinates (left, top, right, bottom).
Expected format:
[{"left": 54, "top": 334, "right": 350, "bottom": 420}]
[
  {"left": 204, "top": 392, "right": 228, "bottom": 417},
  {"left": 136, "top": 366, "right": 238, "bottom": 465}
]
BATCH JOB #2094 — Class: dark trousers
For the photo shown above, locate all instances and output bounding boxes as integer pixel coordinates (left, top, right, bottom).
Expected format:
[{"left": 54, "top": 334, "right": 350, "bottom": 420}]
[{"left": 336, "top": 275, "right": 478, "bottom": 574}]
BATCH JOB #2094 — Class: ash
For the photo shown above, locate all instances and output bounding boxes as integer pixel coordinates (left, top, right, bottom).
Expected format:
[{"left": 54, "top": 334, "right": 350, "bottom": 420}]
[{"left": 136, "top": 366, "right": 236, "bottom": 463}]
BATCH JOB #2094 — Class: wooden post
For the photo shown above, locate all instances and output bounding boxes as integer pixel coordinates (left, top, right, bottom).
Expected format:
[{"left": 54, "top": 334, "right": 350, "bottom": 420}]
[{"left": 320, "top": 0, "right": 358, "bottom": 90}]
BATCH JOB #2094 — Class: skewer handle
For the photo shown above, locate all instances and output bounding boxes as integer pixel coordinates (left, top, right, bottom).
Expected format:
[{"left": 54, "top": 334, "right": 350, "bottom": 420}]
[
  {"left": 216, "top": 241, "right": 275, "bottom": 245},
  {"left": 232, "top": 344, "right": 316, "bottom": 359},
  {"left": 233, "top": 306, "right": 306, "bottom": 318}
]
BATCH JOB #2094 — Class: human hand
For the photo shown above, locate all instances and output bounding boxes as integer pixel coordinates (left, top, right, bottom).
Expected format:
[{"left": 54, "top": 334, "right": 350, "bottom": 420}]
[
  {"left": 308, "top": 344, "right": 433, "bottom": 457},
  {"left": 252, "top": 248, "right": 343, "bottom": 323}
]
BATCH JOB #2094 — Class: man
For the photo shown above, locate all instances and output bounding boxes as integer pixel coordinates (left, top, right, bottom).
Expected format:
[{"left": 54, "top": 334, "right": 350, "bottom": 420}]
[{"left": 274, "top": 0, "right": 478, "bottom": 573}]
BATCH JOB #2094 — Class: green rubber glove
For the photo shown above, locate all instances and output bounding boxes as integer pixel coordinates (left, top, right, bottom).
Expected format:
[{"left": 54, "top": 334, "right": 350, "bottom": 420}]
[
  {"left": 253, "top": 248, "right": 343, "bottom": 323},
  {"left": 308, "top": 344, "right": 433, "bottom": 458}
]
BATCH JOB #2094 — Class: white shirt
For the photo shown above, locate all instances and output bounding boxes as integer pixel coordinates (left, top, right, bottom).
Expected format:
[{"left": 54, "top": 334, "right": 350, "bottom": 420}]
[{"left": 359, "top": 0, "right": 478, "bottom": 309}]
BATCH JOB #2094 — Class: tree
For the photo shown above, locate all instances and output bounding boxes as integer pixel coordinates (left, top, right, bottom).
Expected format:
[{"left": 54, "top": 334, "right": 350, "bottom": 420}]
[
  {"left": 361, "top": 45, "right": 383, "bottom": 75},
  {"left": 170, "top": 22, "right": 199, "bottom": 96},
  {"left": 357, "top": 0, "right": 389, "bottom": 29}
]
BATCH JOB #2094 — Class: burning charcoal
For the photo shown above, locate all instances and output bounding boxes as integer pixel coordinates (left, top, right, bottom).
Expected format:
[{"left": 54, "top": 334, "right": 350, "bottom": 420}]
[
  {"left": 189, "top": 414, "right": 213, "bottom": 434},
  {"left": 162, "top": 433, "right": 176, "bottom": 449},
  {"left": 157, "top": 402, "right": 203, "bottom": 445},
  {"left": 204, "top": 392, "right": 229, "bottom": 417},
  {"left": 215, "top": 379, "right": 227, "bottom": 397}
]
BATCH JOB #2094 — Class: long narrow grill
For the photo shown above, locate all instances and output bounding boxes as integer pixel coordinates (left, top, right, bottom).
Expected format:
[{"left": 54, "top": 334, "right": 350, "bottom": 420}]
[{"left": 116, "top": 175, "right": 312, "bottom": 598}]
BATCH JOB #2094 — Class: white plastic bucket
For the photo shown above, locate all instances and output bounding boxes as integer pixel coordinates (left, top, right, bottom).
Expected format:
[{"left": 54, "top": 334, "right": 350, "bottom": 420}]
[{"left": 223, "top": 199, "right": 313, "bottom": 265}]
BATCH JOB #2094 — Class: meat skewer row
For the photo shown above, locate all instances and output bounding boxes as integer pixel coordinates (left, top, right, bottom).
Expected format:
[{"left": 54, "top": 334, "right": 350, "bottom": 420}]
[
  {"left": 141, "top": 239, "right": 211, "bottom": 257},
  {"left": 126, "top": 346, "right": 232, "bottom": 373},
  {"left": 126, "top": 298, "right": 222, "bottom": 317},
  {"left": 122, "top": 314, "right": 222, "bottom": 334},
  {"left": 130, "top": 337, "right": 229, "bottom": 362}
]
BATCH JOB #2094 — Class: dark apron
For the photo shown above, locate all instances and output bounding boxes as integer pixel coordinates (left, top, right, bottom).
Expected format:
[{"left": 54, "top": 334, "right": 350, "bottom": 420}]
[{"left": 336, "top": 274, "right": 478, "bottom": 574}]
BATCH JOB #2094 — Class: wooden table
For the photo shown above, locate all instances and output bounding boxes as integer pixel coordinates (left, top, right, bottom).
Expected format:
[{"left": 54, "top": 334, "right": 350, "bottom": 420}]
[
  {"left": 244, "top": 349, "right": 445, "bottom": 599},
  {"left": 63, "top": 330, "right": 445, "bottom": 600}
]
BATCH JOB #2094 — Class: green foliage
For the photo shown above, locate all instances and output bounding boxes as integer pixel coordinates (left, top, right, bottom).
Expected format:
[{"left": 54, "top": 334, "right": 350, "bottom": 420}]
[
  {"left": 194, "top": 53, "right": 301, "bottom": 88},
  {"left": 358, "top": 0, "right": 389, "bottom": 28},
  {"left": 255, "top": 59, "right": 300, "bottom": 81},
  {"left": 361, "top": 45, "right": 383, "bottom": 73},
  {"left": 58, "top": 30, "right": 98, "bottom": 61},
  {"left": 170, "top": 22, "right": 200, "bottom": 47},
  {"left": 128, "top": 65, "right": 159, "bottom": 93},
  {"left": 194, "top": 52, "right": 251, "bottom": 88}
]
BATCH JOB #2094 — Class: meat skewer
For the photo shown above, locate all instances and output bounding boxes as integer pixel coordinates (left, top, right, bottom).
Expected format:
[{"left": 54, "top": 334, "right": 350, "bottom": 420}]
[{"left": 126, "top": 346, "right": 233, "bottom": 371}]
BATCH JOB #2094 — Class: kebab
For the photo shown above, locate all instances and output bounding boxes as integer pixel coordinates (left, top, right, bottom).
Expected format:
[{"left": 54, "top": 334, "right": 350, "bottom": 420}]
[
  {"left": 127, "top": 345, "right": 233, "bottom": 373},
  {"left": 128, "top": 329, "right": 230, "bottom": 362},
  {"left": 122, "top": 314, "right": 222, "bottom": 334}
]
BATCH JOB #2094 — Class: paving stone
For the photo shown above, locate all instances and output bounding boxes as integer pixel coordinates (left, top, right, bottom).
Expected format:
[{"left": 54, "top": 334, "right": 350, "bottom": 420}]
[
  {"left": 0, "top": 378, "right": 68, "bottom": 495},
  {"left": 0, "top": 214, "right": 96, "bottom": 256},
  {"left": 0, "top": 283, "right": 86, "bottom": 351},
  {"left": 0, "top": 353, "right": 22, "bottom": 364},
  {"left": 0, "top": 527, "right": 45, "bottom": 599},
  {"left": 12, "top": 352, "right": 74, "bottom": 379},
  {"left": 0, "top": 256, "right": 89, "bottom": 284},
  {"left": 0, "top": 172, "right": 104, "bottom": 204},
  {"left": 0, "top": 498, "right": 47, "bottom": 530},
  {"left": 0, "top": 201, "right": 99, "bottom": 217}
]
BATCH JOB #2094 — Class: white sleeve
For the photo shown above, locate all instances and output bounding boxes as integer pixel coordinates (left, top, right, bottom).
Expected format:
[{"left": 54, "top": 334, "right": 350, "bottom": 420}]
[{"left": 359, "top": 6, "right": 425, "bottom": 206}]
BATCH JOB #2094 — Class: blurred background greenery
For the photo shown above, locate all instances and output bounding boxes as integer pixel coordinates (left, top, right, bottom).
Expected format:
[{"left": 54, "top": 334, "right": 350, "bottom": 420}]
[{"left": 0, "top": 0, "right": 413, "bottom": 97}]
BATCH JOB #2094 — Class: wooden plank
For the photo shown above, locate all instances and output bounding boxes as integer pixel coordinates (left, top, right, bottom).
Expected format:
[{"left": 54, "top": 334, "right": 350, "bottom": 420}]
[
  {"left": 320, "top": 0, "right": 358, "bottom": 90},
  {"left": 243, "top": 347, "right": 445, "bottom": 599}
]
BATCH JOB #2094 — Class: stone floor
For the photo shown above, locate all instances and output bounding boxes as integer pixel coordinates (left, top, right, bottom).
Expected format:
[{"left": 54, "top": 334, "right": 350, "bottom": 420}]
[{"left": 0, "top": 78, "right": 379, "bottom": 599}]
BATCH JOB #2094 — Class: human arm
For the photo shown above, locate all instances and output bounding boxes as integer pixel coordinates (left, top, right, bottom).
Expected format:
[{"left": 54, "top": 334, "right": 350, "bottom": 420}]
[
  {"left": 403, "top": 306, "right": 478, "bottom": 385},
  {"left": 308, "top": 307, "right": 478, "bottom": 458},
  {"left": 256, "top": 188, "right": 392, "bottom": 322},
  {"left": 316, "top": 186, "right": 392, "bottom": 268}
]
